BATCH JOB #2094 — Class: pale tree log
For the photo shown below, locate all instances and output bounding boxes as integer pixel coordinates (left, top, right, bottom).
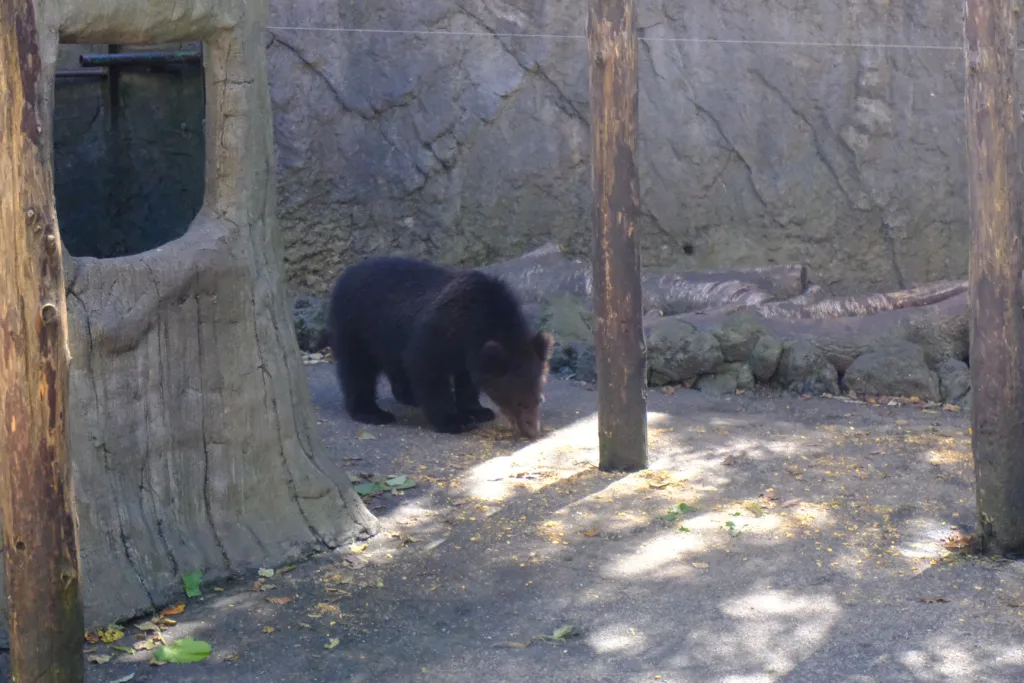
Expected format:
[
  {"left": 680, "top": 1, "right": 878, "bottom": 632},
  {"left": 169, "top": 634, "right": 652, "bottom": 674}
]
[
  {"left": 484, "top": 243, "right": 807, "bottom": 314},
  {"left": 748, "top": 280, "right": 968, "bottom": 319},
  {"left": 0, "top": 0, "right": 375, "bottom": 631}
]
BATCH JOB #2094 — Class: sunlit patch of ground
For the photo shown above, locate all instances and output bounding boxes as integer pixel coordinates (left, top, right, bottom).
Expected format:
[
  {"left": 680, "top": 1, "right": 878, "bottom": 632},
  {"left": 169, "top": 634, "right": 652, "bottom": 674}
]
[{"left": 77, "top": 374, "right": 1024, "bottom": 683}]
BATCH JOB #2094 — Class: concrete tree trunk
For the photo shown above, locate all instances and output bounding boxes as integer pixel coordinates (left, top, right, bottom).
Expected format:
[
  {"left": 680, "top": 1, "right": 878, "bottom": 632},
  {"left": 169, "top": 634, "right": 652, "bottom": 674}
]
[{"left": 0, "top": 0, "right": 376, "bottom": 630}]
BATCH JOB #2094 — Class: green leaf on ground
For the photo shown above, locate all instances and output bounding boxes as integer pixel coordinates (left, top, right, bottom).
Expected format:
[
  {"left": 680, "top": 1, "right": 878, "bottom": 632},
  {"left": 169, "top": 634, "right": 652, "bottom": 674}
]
[
  {"left": 354, "top": 481, "right": 385, "bottom": 496},
  {"left": 548, "top": 624, "right": 578, "bottom": 641},
  {"left": 153, "top": 637, "right": 212, "bottom": 664},
  {"left": 385, "top": 475, "right": 416, "bottom": 489},
  {"left": 355, "top": 475, "right": 418, "bottom": 497},
  {"left": 182, "top": 571, "right": 203, "bottom": 598},
  {"left": 660, "top": 502, "right": 696, "bottom": 522}
]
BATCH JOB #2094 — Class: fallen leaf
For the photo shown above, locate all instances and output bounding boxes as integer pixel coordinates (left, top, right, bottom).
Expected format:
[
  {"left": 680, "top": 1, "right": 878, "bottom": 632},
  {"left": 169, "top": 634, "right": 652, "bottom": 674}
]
[
  {"left": 88, "top": 653, "right": 113, "bottom": 664},
  {"left": 324, "top": 638, "right": 340, "bottom": 650},
  {"left": 182, "top": 571, "right": 203, "bottom": 598},
  {"left": 161, "top": 604, "right": 186, "bottom": 617},
  {"left": 262, "top": 626, "right": 275, "bottom": 634},
  {"left": 267, "top": 596, "right": 293, "bottom": 605},
  {"left": 153, "top": 637, "right": 212, "bottom": 664},
  {"left": 258, "top": 567, "right": 275, "bottom": 578},
  {"left": 277, "top": 565, "right": 297, "bottom": 574},
  {"left": 660, "top": 502, "right": 696, "bottom": 522},
  {"left": 582, "top": 528, "right": 599, "bottom": 537},
  {"left": 349, "top": 543, "right": 368, "bottom": 554},
  {"left": 552, "top": 625, "right": 576, "bottom": 639},
  {"left": 98, "top": 625, "right": 125, "bottom": 643},
  {"left": 107, "top": 674, "right": 136, "bottom": 683},
  {"left": 355, "top": 430, "right": 376, "bottom": 440},
  {"left": 110, "top": 645, "right": 134, "bottom": 654},
  {"left": 135, "top": 621, "right": 160, "bottom": 633}
]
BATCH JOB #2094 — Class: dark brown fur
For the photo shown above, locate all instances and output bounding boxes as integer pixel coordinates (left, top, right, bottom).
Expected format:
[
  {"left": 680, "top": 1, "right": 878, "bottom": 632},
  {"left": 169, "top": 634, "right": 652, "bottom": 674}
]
[{"left": 327, "top": 256, "right": 553, "bottom": 437}]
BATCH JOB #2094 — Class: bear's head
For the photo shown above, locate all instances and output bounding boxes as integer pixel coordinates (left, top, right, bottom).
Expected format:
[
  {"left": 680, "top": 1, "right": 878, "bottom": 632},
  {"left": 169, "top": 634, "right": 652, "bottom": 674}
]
[{"left": 477, "top": 331, "right": 555, "bottom": 439}]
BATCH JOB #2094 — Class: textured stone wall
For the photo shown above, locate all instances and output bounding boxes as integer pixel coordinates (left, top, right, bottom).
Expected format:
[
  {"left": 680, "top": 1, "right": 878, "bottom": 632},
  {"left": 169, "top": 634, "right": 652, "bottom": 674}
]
[{"left": 267, "top": 0, "right": 970, "bottom": 296}]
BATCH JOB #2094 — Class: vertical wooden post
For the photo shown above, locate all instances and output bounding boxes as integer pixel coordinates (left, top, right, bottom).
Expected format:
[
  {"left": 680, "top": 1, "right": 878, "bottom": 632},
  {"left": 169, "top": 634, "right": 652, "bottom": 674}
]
[
  {"left": 963, "top": 0, "right": 1024, "bottom": 554},
  {"left": 587, "top": 0, "right": 648, "bottom": 472},
  {"left": 0, "top": 0, "right": 86, "bottom": 678}
]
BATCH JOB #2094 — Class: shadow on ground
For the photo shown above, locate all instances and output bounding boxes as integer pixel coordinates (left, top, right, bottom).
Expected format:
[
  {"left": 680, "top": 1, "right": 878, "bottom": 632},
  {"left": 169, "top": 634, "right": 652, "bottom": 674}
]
[{"left": 35, "top": 366, "right": 1024, "bottom": 681}]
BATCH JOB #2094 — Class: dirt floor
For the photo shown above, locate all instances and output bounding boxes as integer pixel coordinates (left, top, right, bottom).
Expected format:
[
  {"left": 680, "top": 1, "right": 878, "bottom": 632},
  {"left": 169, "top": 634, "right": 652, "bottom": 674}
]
[{"left": 16, "top": 364, "right": 1024, "bottom": 682}]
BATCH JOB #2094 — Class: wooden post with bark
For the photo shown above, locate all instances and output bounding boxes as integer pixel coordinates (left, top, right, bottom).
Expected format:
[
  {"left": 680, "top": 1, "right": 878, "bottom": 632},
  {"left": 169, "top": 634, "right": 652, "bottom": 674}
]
[
  {"left": 963, "top": 0, "right": 1024, "bottom": 553},
  {"left": 587, "top": 0, "right": 648, "bottom": 472},
  {"left": 0, "top": 0, "right": 86, "bottom": 678}
]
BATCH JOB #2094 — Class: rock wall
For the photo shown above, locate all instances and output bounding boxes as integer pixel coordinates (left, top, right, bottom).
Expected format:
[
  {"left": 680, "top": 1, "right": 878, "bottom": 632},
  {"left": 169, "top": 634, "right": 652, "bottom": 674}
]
[{"left": 267, "top": 0, "right": 970, "bottom": 296}]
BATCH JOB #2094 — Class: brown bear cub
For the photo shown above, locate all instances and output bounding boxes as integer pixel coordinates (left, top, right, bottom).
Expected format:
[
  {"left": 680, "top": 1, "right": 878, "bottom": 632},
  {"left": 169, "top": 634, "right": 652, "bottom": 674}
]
[{"left": 327, "top": 256, "right": 554, "bottom": 439}]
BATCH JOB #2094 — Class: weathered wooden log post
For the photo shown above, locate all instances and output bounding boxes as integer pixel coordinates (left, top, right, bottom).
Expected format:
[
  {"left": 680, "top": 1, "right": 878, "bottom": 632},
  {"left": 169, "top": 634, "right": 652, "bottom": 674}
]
[
  {"left": 963, "top": 0, "right": 1024, "bottom": 553},
  {"left": 587, "top": 0, "right": 649, "bottom": 471},
  {"left": 0, "top": 0, "right": 86, "bottom": 678}
]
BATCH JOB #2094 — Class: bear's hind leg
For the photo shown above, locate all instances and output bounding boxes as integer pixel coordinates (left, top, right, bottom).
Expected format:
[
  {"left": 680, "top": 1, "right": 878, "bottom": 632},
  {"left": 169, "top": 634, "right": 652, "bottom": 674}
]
[
  {"left": 385, "top": 366, "right": 418, "bottom": 407},
  {"left": 335, "top": 336, "right": 395, "bottom": 425},
  {"left": 454, "top": 371, "right": 496, "bottom": 423}
]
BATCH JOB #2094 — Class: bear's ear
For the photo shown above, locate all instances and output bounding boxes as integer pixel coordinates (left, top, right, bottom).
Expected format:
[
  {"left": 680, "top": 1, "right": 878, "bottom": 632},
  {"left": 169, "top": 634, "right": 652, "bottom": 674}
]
[
  {"left": 532, "top": 331, "right": 555, "bottom": 361},
  {"left": 480, "top": 340, "right": 510, "bottom": 376}
]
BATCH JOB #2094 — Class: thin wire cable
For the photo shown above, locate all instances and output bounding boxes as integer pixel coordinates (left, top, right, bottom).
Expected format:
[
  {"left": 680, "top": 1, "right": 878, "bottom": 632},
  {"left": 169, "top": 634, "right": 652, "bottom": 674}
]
[{"left": 266, "top": 24, "right": 969, "bottom": 52}]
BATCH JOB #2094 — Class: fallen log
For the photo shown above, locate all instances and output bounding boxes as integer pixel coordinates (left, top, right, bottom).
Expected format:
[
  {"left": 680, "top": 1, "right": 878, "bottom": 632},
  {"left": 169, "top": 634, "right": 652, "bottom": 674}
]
[
  {"left": 483, "top": 242, "right": 808, "bottom": 314},
  {"left": 754, "top": 280, "right": 968, "bottom": 319},
  {"left": 678, "top": 293, "right": 969, "bottom": 373},
  {"left": 642, "top": 264, "right": 807, "bottom": 312}
]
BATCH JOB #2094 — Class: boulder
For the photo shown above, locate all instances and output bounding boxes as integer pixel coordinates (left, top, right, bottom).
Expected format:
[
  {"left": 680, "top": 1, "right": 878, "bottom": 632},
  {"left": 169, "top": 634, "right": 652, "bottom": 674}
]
[
  {"left": 749, "top": 334, "right": 784, "bottom": 382},
  {"left": 695, "top": 373, "right": 737, "bottom": 395},
  {"left": 696, "top": 362, "right": 754, "bottom": 395},
  {"left": 937, "top": 358, "right": 971, "bottom": 405},
  {"left": 549, "top": 341, "right": 596, "bottom": 383},
  {"left": 541, "top": 294, "right": 593, "bottom": 343},
  {"left": 840, "top": 341, "right": 940, "bottom": 401},
  {"left": 644, "top": 317, "right": 724, "bottom": 386},
  {"left": 293, "top": 296, "right": 328, "bottom": 352},
  {"left": 774, "top": 341, "right": 839, "bottom": 395},
  {"left": 958, "top": 388, "right": 972, "bottom": 412},
  {"left": 713, "top": 313, "right": 770, "bottom": 362}
]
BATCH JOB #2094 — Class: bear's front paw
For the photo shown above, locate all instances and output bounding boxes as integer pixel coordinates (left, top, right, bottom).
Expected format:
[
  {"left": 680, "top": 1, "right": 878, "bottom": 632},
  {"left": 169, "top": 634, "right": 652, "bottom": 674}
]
[
  {"left": 431, "top": 413, "right": 474, "bottom": 434},
  {"left": 463, "top": 407, "right": 496, "bottom": 423},
  {"left": 350, "top": 408, "right": 396, "bottom": 425}
]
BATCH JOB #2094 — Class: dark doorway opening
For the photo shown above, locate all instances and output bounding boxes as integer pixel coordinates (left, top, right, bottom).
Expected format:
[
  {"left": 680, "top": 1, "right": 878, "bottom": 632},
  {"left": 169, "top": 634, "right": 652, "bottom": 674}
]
[{"left": 53, "top": 42, "right": 206, "bottom": 259}]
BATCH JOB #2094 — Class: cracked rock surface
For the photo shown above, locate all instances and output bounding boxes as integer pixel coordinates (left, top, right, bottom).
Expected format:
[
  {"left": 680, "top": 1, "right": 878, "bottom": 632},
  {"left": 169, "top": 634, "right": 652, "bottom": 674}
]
[{"left": 267, "top": 0, "right": 967, "bottom": 296}]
